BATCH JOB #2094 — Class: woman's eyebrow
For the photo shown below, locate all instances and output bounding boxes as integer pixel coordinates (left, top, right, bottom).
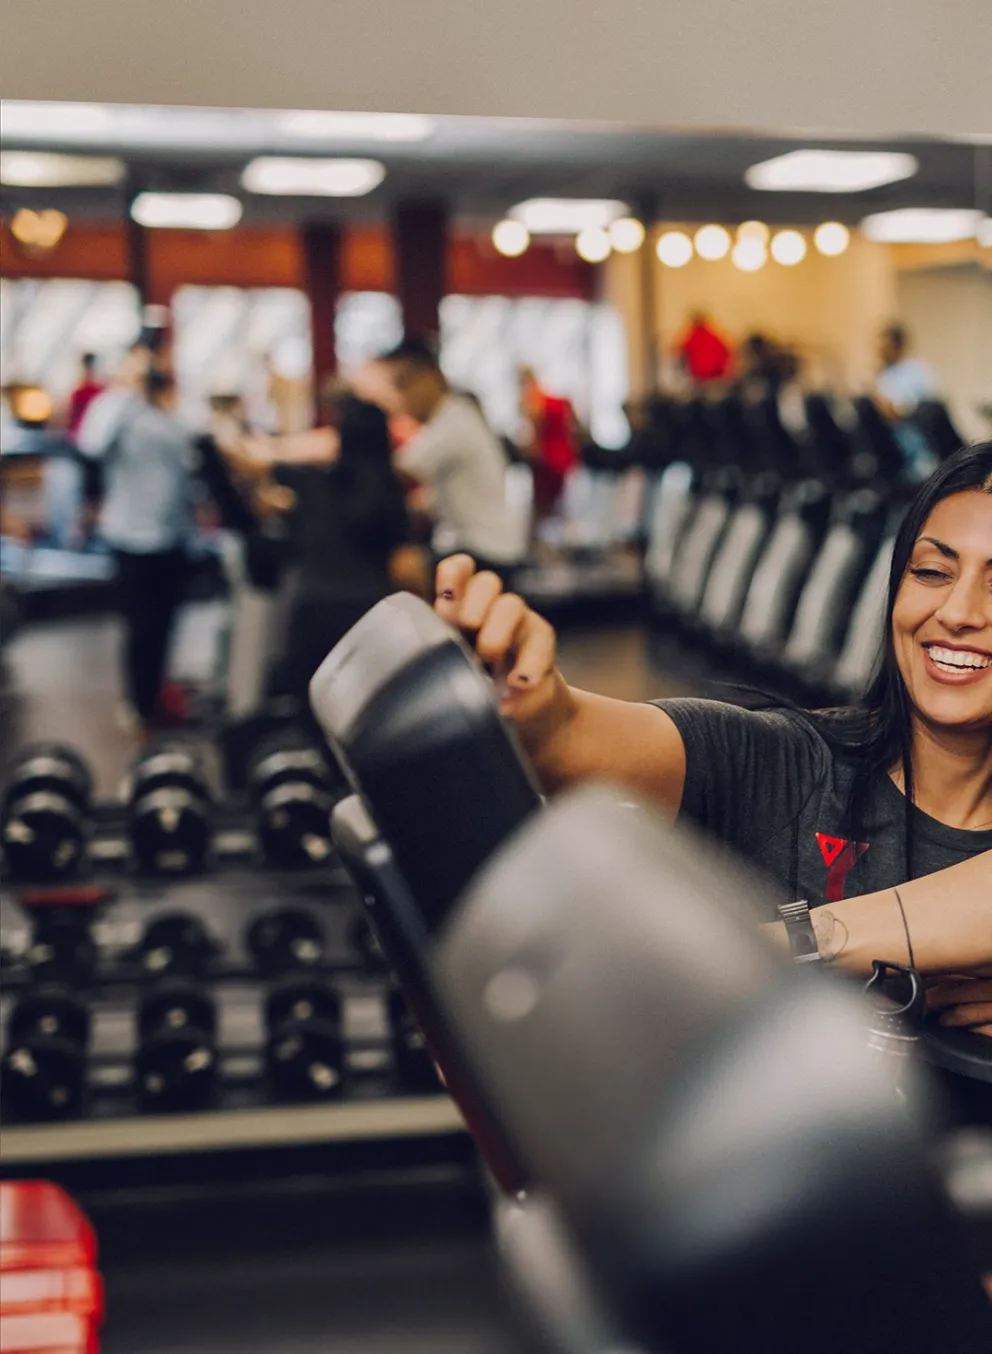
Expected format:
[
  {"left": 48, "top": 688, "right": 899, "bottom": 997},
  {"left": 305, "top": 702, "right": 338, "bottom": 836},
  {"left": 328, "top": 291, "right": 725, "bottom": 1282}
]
[{"left": 917, "top": 535, "right": 992, "bottom": 566}]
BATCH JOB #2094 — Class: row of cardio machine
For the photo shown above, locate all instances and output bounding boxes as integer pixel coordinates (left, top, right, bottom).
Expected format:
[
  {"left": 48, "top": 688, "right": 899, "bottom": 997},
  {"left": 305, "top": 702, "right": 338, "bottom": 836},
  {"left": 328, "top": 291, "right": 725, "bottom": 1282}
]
[
  {"left": 305, "top": 589, "right": 992, "bottom": 1354},
  {"left": 535, "top": 390, "right": 963, "bottom": 700},
  {"left": 642, "top": 392, "right": 965, "bottom": 698}
]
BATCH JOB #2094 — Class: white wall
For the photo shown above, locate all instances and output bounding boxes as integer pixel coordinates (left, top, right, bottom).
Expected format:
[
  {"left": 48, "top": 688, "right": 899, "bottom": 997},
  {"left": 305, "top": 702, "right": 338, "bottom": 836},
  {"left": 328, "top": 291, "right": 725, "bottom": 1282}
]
[
  {"left": 895, "top": 266, "right": 992, "bottom": 442},
  {"left": 1, "top": 1, "right": 990, "bottom": 137}
]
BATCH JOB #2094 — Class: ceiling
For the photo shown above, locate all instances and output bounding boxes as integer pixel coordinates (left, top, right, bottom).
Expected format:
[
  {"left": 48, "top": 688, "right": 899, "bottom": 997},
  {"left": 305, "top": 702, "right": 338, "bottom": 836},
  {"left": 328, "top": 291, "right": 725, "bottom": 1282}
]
[{"left": 2, "top": 106, "right": 989, "bottom": 230}]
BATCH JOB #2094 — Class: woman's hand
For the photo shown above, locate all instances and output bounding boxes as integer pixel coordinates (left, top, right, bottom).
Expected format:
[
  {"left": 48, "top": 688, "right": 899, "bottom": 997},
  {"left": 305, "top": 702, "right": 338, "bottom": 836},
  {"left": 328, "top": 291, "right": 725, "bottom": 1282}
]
[
  {"left": 926, "top": 973, "right": 992, "bottom": 1037},
  {"left": 434, "top": 554, "right": 575, "bottom": 757}
]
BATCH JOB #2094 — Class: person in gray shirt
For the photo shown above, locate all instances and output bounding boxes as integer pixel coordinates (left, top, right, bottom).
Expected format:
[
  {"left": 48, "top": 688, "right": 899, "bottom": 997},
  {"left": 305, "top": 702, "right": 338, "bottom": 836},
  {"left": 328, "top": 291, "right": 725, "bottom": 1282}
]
[{"left": 78, "top": 363, "right": 193, "bottom": 736}]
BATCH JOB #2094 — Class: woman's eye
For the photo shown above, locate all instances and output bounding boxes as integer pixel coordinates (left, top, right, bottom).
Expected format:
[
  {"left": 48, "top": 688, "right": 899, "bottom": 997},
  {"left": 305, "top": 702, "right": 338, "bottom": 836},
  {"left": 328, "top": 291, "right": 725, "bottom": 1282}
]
[{"left": 909, "top": 566, "right": 951, "bottom": 583}]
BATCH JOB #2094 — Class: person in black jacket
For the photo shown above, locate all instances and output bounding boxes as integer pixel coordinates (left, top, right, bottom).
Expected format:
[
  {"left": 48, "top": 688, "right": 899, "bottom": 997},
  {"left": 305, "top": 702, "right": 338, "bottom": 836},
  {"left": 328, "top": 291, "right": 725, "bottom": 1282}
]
[{"left": 258, "top": 393, "right": 410, "bottom": 700}]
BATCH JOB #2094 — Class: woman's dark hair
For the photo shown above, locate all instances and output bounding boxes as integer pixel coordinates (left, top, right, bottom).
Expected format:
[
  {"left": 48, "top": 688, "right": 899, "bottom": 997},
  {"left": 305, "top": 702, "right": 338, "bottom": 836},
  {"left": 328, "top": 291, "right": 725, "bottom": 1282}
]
[
  {"left": 842, "top": 441, "right": 992, "bottom": 877},
  {"left": 336, "top": 395, "right": 409, "bottom": 552}
]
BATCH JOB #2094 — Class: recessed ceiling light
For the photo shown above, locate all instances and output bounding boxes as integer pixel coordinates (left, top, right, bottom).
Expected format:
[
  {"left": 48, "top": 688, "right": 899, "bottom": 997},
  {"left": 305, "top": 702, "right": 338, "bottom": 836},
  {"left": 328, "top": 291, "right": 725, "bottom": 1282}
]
[
  {"left": 770, "top": 230, "right": 807, "bottom": 265},
  {"left": 608, "top": 218, "right": 646, "bottom": 253},
  {"left": 0, "top": 101, "right": 112, "bottom": 139},
  {"left": 694, "top": 225, "right": 731, "bottom": 261},
  {"left": 492, "top": 219, "right": 530, "bottom": 257},
  {"left": 0, "top": 151, "right": 124, "bottom": 188},
  {"left": 731, "top": 238, "right": 767, "bottom": 272},
  {"left": 860, "top": 208, "right": 984, "bottom": 243},
  {"left": 275, "top": 111, "right": 436, "bottom": 142},
  {"left": 131, "top": 193, "right": 242, "bottom": 230},
  {"left": 813, "top": 222, "right": 851, "bottom": 256},
  {"left": 737, "top": 220, "right": 770, "bottom": 244},
  {"left": 656, "top": 231, "right": 693, "bottom": 267},
  {"left": 509, "top": 199, "right": 628, "bottom": 235},
  {"left": 242, "top": 157, "right": 385, "bottom": 196},
  {"left": 575, "top": 226, "right": 612, "bottom": 263},
  {"left": 745, "top": 149, "right": 918, "bottom": 193}
]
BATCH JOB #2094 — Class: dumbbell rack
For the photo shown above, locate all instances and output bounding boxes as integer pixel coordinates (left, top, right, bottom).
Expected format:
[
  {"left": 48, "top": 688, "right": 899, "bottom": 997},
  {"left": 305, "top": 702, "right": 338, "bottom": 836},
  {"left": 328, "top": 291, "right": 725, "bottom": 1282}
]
[{"left": 0, "top": 802, "right": 466, "bottom": 1176}]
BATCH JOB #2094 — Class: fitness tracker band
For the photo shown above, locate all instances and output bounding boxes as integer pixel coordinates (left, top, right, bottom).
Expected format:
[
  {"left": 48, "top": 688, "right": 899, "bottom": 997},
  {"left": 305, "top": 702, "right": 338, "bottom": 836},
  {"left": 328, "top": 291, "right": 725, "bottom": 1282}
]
[{"left": 777, "top": 899, "right": 822, "bottom": 965}]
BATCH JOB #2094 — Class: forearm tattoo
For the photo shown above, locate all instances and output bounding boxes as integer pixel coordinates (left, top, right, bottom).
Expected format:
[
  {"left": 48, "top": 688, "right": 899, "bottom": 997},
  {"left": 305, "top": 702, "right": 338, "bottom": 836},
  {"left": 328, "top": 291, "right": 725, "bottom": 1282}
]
[{"left": 812, "top": 908, "right": 849, "bottom": 963}]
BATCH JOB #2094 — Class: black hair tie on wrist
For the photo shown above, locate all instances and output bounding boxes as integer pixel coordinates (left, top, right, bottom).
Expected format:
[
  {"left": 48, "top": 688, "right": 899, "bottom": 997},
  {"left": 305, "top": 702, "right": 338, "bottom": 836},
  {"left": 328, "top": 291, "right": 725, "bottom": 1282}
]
[{"left": 893, "top": 887, "right": 915, "bottom": 971}]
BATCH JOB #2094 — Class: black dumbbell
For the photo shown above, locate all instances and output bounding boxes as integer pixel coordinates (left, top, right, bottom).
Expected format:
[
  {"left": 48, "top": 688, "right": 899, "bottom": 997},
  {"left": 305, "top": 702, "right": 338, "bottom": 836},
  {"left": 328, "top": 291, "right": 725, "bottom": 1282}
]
[
  {"left": 1, "top": 743, "right": 92, "bottom": 882},
  {"left": 136, "top": 979, "right": 217, "bottom": 1111},
  {"left": 248, "top": 735, "right": 339, "bottom": 870},
  {"left": 245, "top": 908, "right": 325, "bottom": 977},
  {"left": 1, "top": 986, "right": 91, "bottom": 1119},
  {"left": 135, "top": 911, "right": 219, "bottom": 979},
  {"left": 128, "top": 745, "right": 212, "bottom": 877},
  {"left": 25, "top": 907, "right": 98, "bottom": 986},
  {"left": 387, "top": 987, "right": 442, "bottom": 1093},
  {"left": 264, "top": 974, "right": 344, "bottom": 1100}
]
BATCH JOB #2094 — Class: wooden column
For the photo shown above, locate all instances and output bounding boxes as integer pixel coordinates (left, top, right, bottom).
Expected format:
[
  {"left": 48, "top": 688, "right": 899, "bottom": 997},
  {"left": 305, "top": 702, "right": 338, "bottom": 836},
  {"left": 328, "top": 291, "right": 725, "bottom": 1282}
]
[
  {"left": 300, "top": 221, "right": 342, "bottom": 403},
  {"left": 636, "top": 198, "right": 659, "bottom": 394},
  {"left": 393, "top": 200, "right": 448, "bottom": 344}
]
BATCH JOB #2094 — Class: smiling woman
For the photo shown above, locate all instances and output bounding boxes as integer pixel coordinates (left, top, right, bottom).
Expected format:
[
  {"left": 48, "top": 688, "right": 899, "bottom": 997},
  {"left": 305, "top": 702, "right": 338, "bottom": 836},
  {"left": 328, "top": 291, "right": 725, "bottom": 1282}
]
[{"left": 429, "top": 443, "right": 992, "bottom": 1001}]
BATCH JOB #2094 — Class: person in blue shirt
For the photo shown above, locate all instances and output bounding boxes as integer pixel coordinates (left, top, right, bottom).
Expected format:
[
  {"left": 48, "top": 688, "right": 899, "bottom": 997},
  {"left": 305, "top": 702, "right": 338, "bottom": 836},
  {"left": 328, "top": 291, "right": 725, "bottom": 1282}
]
[
  {"left": 77, "top": 360, "right": 193, "bottom": 738},
  {"left": 875, "top": 323, "right": 939, "bottom": 482}
]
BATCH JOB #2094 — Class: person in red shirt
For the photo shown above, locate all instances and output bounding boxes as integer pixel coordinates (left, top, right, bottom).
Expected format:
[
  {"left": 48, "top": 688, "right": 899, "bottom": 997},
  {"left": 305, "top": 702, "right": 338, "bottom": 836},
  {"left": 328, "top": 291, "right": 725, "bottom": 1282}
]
[
  {"left": 519, "top": 367, "right": 579, "bottom": 522},
  {"left": 66, "top": 353, "right": 104, "bottom": 438},
  {"left": 675, "top": 312, "right": 732, "bottom": 384}
]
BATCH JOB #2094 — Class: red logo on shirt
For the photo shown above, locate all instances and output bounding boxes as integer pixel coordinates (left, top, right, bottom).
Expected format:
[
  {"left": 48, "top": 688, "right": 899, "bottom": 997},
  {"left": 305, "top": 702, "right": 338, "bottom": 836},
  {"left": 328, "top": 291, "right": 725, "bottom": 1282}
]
[{"left": 816, "top": 833, "right": 869, "bottom": 901}]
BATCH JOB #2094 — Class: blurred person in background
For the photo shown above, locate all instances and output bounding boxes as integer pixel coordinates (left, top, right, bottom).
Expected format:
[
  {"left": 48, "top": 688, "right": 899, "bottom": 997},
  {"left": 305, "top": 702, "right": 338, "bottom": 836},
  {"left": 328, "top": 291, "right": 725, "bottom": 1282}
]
[
  {"left": 518, "top": 366, "right": 579, "bottom": 527},
  {"left": 675, "top": 311, "right": 733, "bottom": 385},
  {"left": 216, "top": 388, "right": 411, "bottom": 702},
  {"left": 876, "top": 322, "right": 939, "bottom": 482},
  {"left": 78, "top": 361, "right": 194, "bottom": 740},
  {"left": 67, "top": 353, "right": 104, "bottom": 438},
  {"left": 379, "top": 338, "right": 524, "bottom": 579}
]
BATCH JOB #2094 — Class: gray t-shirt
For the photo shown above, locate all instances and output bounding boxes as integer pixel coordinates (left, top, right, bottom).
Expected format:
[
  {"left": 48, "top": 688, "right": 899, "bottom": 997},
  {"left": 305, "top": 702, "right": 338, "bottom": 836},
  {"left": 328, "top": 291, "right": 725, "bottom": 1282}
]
[
  {"left": 398, "top": 394, "right": 524, "bottom": 564},
  {"left": 656, "top": 698, "right": 992, "bottom": 917}
]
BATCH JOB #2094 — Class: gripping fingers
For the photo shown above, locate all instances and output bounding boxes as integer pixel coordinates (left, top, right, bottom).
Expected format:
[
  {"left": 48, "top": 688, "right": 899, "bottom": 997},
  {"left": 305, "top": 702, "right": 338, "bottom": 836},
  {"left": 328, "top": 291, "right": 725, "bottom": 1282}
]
[{"left": 434, "top": 554, "right": 478, "bottom": 623}]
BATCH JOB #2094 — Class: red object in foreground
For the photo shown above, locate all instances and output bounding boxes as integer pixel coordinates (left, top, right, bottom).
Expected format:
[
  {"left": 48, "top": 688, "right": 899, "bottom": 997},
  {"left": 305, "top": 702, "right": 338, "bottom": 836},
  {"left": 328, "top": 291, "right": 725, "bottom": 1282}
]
[{"left": 0, "top": 1183, "right": 103, "bottom": 1354}]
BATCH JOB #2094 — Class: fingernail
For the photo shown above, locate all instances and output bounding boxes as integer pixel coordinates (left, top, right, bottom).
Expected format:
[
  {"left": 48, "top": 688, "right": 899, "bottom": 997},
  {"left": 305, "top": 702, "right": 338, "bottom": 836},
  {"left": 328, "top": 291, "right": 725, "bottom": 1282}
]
[
  {"left": 440, "top": 589, "right": 455, "bottom": 601},
  {"left": 514, "top": 673, "right": 530, "bottom": 685}
]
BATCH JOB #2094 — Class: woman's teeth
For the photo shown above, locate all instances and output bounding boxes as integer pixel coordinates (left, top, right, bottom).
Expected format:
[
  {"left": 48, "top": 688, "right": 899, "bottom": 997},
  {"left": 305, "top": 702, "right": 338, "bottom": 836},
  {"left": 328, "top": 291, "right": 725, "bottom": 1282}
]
[{"left": 926, "top": 645, "right": 992, "bottom": 672}]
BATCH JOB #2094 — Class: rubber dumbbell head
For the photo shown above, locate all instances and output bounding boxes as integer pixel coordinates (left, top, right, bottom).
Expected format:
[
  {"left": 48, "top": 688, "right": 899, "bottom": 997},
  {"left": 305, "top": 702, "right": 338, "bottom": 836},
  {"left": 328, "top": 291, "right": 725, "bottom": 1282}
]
[
  {"left": 349, "top": 911, "right": 388, "bottom": 972},
  {"left": 267, "top": 1018, "right": 344, "bottom": 1100},
  {"left": 129, "top": 746, "right": 212, "bottom": 877},
  {"left": 265, "top": 974, "right": 342, "bottom": 1031},
  {"left": 1, "top": 985, "right": 90, "bottom": 1119},
  {"left": 246, "top": 908, "right": 325, "bottom": 976},
  {"left": 2, "top": 743, "right": 92, "bottom": 882},
  {"left": 26, "top": 910, "right": 98, "bottom": 986},
  {"left": 136, "top": 978, "right": 217, "bottom": 1111},
  {"left": 250, "top": 740, "right": 337, "bottom": 870},
  {"left": 388, "top": 987, "right": 441, "bottom": 1093},
  {"left": 136, "top": 911, "right": 218, "bottom": 978}
]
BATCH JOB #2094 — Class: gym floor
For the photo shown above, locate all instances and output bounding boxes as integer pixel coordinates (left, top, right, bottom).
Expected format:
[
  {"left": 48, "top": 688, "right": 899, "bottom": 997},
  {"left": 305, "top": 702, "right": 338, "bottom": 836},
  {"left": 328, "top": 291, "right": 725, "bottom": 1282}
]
[{"left": 0, "top": 604, "right": 696, "bottom": 1354}]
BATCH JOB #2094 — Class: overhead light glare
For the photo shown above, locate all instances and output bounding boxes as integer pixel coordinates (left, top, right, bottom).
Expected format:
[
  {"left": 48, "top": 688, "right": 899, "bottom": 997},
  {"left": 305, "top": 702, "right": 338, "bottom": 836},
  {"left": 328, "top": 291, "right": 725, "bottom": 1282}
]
[
  {"left": 745, "top": 149, "right": 918, "bottom": 193},
  {"left": 10, "top": 209, "right": 68, "bottom": 250},
  {"left": 770, "top": 229, "right": 807, "bottom": 265},
  {"left": 492, "top": 219, "right": 530, "bottom": 257},
  {"left": 0, "top": 151, "right": 124, "bottom": 188},
  {"left": 242, "top": 157, "right": 385, "bottom": 197},
  {"left": 656, "top": 231, "right": 693, "bottom": 268},
  {"left": 509, "top": 198, "right": 628, "bottom": 235},
  {"left": 694, "top": 224, "right": 731, "bottom": 261},
  {"left": 0, "top": 101, "right": 112, "bottom": 139},
  {"left": 275, "top": 110, "right": 436, "bottom": 142},
  {"left": 575, "top": 226, "right": 611, "bottom": 263},
  {"left": 860, "top": 207, "right": 984, "bottom": 243},
  {"left": 737, "top": 220, "right": 769, "bottom": 244},
  {"left": 813, "top": 221, "right": 851, "bottom": 256},
  {"left": 131, "top": 192, "right": 243, "bottom": 230},
  {"left": 609, "top": 217, "right": 646, "bottom": 253},
  {"left": 731, "top": 238, "right": 767, "bottom": 272}
]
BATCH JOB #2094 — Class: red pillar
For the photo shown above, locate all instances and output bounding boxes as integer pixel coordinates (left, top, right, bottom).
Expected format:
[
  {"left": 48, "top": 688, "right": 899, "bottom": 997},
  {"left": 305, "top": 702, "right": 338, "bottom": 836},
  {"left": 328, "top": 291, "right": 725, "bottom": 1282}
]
[
  {"left": 300, "top": 222, "right": 342, "bottom": 404},
  {"left": 393, "top": 201, "right": 448, "bottom": 344}
]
